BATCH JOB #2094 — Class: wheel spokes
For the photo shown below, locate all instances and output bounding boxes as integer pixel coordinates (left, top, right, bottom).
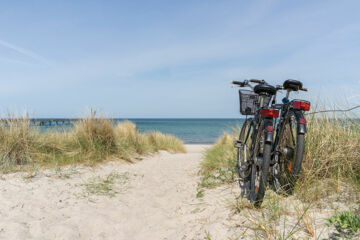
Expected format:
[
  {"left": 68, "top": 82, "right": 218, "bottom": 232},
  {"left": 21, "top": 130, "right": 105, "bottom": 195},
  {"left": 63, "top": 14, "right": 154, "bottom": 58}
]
[{"left": 275, "top": 114, "right": 298, "bottom": 191}]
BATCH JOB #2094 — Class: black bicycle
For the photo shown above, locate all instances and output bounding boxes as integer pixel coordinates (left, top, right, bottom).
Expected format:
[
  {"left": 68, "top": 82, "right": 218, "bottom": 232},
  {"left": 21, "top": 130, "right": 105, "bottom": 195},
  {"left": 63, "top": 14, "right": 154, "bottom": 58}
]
[
  {"left": 232, "top": 79, "right": 279, "bottom": 207},
  {"left": 270, "top": 79, "right": 310, "bottom": 194}
]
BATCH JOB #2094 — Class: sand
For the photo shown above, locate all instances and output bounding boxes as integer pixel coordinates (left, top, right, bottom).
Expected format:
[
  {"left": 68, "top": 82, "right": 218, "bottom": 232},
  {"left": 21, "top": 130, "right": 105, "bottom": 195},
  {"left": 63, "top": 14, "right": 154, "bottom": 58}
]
[{"left": 0, "top": 145, "right": 357, "bottom": 240}]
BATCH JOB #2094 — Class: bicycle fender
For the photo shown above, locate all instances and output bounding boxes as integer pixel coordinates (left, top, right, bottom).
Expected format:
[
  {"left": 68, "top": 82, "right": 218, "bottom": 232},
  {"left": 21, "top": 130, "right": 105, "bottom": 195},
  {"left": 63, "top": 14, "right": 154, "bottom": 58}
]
[
  {"left": 264, "top": 118, "right": 274, "bottom": 143},
  {"left": 293, "top": 111, "right": 307, "bottom": 134},
  {"left": 265, "top": 131, "right": 274, "bottom": 143}
]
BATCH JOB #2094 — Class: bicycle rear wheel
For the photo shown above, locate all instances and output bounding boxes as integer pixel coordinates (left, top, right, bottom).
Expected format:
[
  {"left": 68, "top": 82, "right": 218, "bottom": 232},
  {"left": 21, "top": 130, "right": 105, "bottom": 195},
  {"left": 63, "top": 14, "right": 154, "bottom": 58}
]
[
  {"left": 274, "top": 110, "right": 305, "bottom": 193},
  {"left": 249, "top": 120, "right": 271, "bottom": 208},
  {"left": 250, "top": 142, "right": 271, "bottom": 207}
]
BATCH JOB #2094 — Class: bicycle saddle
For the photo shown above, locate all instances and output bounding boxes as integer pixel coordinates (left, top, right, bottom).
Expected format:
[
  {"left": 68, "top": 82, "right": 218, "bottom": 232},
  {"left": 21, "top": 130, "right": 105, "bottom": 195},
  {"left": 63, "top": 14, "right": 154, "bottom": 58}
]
[
  {"left": 254, "top": 84, "right": 277, "bottom": 95},
  {"left": 283, "top": 79, "right": 303, "bottom": 91}
]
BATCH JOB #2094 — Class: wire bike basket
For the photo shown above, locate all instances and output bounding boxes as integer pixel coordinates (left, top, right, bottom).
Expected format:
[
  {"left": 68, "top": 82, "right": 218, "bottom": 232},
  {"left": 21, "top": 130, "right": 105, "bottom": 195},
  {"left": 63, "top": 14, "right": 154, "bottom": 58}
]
[{"left": 238, "top": 90, "right": 271, "bottom": 115}]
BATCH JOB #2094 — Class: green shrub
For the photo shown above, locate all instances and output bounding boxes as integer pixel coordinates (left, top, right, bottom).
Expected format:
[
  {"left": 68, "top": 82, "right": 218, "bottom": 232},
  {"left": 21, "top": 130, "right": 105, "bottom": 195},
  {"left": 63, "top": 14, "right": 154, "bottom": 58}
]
[{"left": 328, "top": 211, "right": 360, "bottom": 236}]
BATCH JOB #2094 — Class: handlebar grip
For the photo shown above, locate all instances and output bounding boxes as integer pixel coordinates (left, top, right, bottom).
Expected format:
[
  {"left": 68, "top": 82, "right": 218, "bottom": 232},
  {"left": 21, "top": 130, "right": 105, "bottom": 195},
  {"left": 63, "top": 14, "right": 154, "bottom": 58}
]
[
  {"left": 232, "top": 81, "right": 245, "bottom": 86},
  {"left": 249, "top": 79, "right": 265, "bottom": 84},
  {"left": 300, "top": 88, "right": 308, "bottom": 92}
]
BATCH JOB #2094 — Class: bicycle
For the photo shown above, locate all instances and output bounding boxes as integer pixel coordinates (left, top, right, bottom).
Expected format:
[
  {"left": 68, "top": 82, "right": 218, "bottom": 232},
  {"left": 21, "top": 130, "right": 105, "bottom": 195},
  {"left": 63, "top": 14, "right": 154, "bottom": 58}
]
[
  {"left": 232, "top": 79, "right": 279, "bottom": 207},
  {"left": 270, "top": 79, "right": 310, "bottom": 194}
]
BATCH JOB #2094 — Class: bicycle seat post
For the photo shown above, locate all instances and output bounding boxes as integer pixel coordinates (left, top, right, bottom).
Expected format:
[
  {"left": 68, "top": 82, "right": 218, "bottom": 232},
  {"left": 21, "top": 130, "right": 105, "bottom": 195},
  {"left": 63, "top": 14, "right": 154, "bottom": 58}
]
[
  {"left": 285, "top": 90, "right": 291, "bottom": 100},
  {"left": 259, "top": 95, "right": 265, "bottom": 108}
]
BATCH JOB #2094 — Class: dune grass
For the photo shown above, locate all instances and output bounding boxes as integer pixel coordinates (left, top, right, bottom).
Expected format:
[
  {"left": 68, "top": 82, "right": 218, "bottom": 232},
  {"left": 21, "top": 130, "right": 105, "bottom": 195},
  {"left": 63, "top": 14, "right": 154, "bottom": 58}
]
[
  {"left": 82, "top": 171, "right": 131, "bottom": 198},
  {"left": 294, "top": 113, "right": 360, "bottom": 203},
  {"left": 199, "top": 133, "right": 237, "bottom": 188},
  {"left": 198, "top": 110, "right": 360, "bottom": 202},
  {"left": 199, "top": 109, "right": 360, "bottom": 239},
  {"left": 0, "top": 114, "right": 185, "bottom": 173}
]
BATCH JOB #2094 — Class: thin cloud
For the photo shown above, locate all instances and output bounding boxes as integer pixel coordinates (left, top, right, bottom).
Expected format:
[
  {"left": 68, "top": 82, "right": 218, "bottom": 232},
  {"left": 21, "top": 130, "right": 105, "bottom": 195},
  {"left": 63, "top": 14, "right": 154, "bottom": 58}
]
[{"left": 0, "top": 39, "right": 53, "bottom": 66}]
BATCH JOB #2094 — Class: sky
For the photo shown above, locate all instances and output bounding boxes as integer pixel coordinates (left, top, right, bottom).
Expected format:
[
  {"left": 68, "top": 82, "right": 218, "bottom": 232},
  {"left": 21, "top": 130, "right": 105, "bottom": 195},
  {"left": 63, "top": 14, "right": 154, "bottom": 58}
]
[{"left": 0, "top": 0, "right": 359, "bottom": 118}]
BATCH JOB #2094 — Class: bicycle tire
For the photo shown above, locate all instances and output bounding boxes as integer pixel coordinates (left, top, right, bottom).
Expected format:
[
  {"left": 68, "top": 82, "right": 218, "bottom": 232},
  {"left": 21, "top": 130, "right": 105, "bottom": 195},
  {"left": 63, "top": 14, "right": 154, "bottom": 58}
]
[
  {"left": 275, "top": 110, "right": 305, "bottom": 193},
  {"left": 252, "top": 142, "right": 271, "bottom": 207},
  {"left": 237, "top": 118, "right": 253, "bottom": 180},
  {"left": 248, "top": 120, "right": 271, "bottom": 207}
]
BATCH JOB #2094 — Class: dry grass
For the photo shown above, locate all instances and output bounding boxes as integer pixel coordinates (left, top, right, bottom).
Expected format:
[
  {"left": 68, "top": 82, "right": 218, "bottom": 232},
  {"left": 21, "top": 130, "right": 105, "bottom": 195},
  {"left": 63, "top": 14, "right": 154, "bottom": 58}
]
[
  {"left": 74, "top": 115, "right": 118, "bottom": 156},
  {"left": 0, "top": 113, "right": 185, "bottom": 173},
  {"left": 82, "top": 171, "right": 131, "bottom": 197},
  {"left": 241, "top": 194, "right": 314, "bottom": 239},
  {"left": 198, "top": 104, "right": 360, "bottom": 238},
  {"left": 295, "top": 111, "right": 360, "bottom": 202},
  {"left": 199, "top": 108, "right": 360, "bottom": 200},
  {"left": 146, "top": 131, "right": 186, "bottom": 153},
  {"left": 198, "top": 132, "right": 238, "bottom": 189}
]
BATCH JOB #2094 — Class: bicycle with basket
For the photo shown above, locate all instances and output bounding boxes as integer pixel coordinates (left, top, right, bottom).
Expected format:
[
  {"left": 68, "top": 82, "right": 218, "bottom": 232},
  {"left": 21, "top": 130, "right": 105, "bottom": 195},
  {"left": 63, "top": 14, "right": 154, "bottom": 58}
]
[
  {"left": 233, "top": 79, "right": 278, "bottom": 207},
  {"left": 232, "top": 79, "right": 310, "bottom": 207}
]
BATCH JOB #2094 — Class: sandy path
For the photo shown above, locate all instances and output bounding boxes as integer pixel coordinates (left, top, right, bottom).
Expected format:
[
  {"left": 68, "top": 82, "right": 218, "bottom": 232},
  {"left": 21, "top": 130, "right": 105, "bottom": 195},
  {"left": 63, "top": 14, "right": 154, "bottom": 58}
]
[
  {"left": 0, "top": 145, "right": 243, "bottom": 240},
  {"left": 0, "top": 145, "right": 355, "bottom": 240}
]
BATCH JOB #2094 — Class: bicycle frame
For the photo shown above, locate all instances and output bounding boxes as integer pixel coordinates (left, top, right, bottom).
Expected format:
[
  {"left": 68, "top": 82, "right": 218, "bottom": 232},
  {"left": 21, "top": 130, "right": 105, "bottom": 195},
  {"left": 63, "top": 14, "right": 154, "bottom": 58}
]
[
  {"left": 245, "top": 94, "right": 276, "bottom": 165},
  {"left": 272, "top": 91, "right": 307, "bottom": 161}
]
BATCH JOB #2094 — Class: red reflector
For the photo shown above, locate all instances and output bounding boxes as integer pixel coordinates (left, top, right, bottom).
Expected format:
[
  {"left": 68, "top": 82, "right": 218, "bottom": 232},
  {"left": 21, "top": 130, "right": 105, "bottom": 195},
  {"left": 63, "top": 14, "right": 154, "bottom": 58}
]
[
  {"left": 293, "top": 101, "right": 310, "bottom": 111},
  {"left": 299, "top": 118, "right": 306, "bottom": 124},
  {"left": 261, "top": 109, "right": 279, "bottom": 118},
  {"left": 266, "top": 126, "right": 274, "bottom": 132}
]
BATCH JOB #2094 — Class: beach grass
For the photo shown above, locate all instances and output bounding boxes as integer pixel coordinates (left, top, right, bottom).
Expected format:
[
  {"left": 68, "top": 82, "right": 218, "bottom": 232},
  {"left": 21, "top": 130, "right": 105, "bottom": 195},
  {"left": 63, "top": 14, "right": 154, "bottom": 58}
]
[
  {"left": 198, "top": 109, "right": 360, "bottom": 203},
  {"left": 198, "top": 133, "right": 237, "bottom": 188},
  {"left": 82, "top": 171, "right": 131, "bottom": 197},
  {"left": 198, "top": 108, "right": 360, "bottom": 238},
  {"left": 0, "top": 113, "right": 185, "bottom": 173}
]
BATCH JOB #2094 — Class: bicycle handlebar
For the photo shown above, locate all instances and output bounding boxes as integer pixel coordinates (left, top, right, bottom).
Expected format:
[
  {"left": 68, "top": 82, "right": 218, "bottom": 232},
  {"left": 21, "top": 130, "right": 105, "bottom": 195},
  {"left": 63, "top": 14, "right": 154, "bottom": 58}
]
[
  {"left": 249, "top": 79, "right": 266, "bottom": 84},
  {"left": 232, "top": 80, "right": 246, "bottom": 86},
  {"left": 231, "top": 79, "right": 267, "bottom": 87},
  {"left": 232, "top": 80, "right": 308, "bottom": 93}
]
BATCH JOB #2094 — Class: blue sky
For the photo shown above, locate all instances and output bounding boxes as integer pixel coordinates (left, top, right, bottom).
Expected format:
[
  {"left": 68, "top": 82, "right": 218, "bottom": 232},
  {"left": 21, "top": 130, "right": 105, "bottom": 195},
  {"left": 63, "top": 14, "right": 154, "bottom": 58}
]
[{"left": 0, "top": 0, "right": 359, "bottom": 118}]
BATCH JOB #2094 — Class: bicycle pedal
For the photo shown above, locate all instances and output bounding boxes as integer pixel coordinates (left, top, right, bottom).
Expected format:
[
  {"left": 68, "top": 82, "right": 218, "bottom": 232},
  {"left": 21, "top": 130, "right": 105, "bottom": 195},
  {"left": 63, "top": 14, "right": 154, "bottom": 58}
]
[
  {"left": 234, "top": 140, "right": 243, "bottom": 148},
  {"left": 234, "top": 177, "right": 247, "bottom": 183}
]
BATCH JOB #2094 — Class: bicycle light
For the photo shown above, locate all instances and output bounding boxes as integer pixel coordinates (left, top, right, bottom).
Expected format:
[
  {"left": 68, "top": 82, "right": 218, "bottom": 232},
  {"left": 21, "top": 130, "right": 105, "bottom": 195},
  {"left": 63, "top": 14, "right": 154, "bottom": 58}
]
[
  {"left": 261, "top": 108, "right": 279, "bottom": 118},
  {"left": 292, "top": 101, "right": 310, "bottom": 111}
]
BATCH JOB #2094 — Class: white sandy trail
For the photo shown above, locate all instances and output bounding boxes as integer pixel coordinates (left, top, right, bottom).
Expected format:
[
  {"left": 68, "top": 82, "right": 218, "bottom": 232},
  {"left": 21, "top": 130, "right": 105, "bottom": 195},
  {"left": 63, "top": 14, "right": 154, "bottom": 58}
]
[
  {"left": 0, "top": 145, "right": 349, "bottom": 240},
  {"left": 0, "top": 145, "right": 244, "bottom": 240}
]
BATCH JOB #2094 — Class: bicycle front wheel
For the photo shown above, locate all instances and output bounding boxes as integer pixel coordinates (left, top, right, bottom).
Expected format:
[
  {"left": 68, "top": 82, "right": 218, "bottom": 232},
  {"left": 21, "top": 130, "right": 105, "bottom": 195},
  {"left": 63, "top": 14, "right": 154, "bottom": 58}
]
[{"left": 237, "top": 118, "right": 253, "bottom": 180}]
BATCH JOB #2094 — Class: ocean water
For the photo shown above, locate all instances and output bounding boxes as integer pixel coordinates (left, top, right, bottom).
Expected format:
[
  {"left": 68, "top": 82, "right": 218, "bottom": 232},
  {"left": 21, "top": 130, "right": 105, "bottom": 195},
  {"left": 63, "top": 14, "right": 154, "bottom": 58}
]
[
  {"left": 38, "top": 119, "right": 245, "bottom": 144},
  {"left": 128, "top": 119, "right": 244, "bottom": 144}
]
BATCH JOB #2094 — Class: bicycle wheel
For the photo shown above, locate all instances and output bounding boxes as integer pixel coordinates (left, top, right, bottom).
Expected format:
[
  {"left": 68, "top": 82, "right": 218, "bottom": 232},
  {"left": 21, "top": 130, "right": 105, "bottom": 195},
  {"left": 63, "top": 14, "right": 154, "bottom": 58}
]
[
  {"left": 237, "top": 118, "right": 253, "bottom": 180},
  {"left": 274, "top": 110, "right": 305, "bottom": 193},
  {"left": 249, "top": 120, "right": 271, "bottom": 207}
]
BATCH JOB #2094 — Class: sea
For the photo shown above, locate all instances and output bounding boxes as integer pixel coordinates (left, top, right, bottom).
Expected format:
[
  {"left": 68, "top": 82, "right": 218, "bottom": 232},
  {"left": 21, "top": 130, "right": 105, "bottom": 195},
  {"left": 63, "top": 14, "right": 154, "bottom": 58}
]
[{"left": 38, "top": 119, "right": 245, "bottom": 144}]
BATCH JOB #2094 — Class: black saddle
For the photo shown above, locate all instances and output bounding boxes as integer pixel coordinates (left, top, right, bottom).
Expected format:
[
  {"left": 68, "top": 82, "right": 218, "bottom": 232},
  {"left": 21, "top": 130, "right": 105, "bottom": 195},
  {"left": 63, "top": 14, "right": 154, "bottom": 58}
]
[
  {"left": 283, "top": 79, "right": 303, "bottom": 91},
  {"left": 254, "top": 84, "right": 277, "bottom": 95}
]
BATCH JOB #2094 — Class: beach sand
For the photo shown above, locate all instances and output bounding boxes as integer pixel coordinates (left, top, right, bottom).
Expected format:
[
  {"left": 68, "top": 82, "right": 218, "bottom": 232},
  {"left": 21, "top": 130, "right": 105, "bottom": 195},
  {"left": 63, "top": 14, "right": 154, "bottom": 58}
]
[
  {"left": 0, "top": 145, "right": 223, "bottom": 240},
  {"left": 0, "top": 145, "right": 355, "bottom": 239}
]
